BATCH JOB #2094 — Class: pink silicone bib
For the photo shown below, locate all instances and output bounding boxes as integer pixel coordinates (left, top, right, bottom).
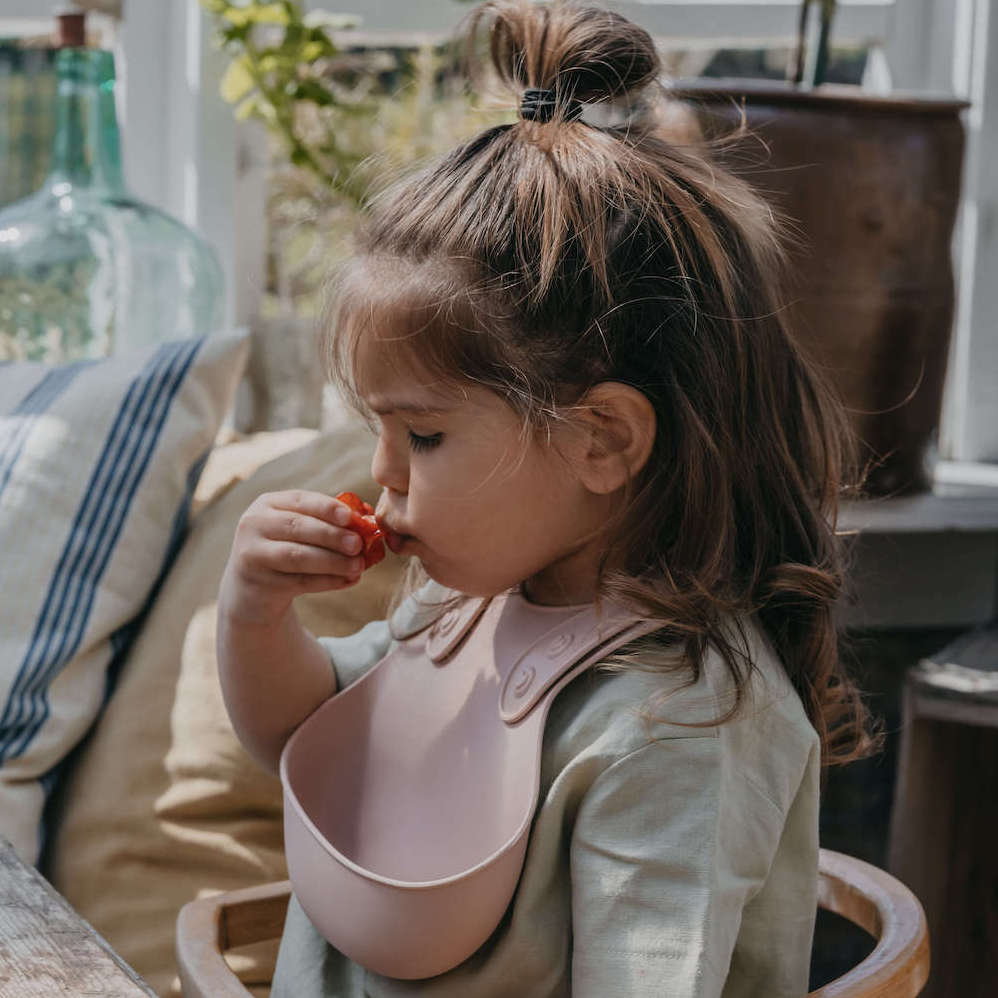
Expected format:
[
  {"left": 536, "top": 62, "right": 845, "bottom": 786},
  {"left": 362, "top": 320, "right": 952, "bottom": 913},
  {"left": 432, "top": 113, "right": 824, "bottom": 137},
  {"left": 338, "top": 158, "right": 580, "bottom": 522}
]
[{"left": 280, "top": 587, "right": 658, "bottom": 979}]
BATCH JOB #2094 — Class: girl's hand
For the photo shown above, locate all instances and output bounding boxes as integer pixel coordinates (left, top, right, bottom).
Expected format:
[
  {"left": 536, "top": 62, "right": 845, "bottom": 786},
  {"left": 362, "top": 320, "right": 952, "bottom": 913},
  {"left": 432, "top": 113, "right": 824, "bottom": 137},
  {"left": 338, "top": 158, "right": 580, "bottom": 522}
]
[{"left": 219, "top": 490, "right": 372, "bottom": 627}]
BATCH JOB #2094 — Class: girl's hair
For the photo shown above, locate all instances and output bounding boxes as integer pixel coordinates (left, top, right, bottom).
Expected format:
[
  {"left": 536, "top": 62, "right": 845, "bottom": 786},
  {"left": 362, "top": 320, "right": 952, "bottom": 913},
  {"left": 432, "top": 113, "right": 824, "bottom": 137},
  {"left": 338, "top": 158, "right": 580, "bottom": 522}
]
[{"left": 323, "top": 0, "right": 881, "bottom": 768}]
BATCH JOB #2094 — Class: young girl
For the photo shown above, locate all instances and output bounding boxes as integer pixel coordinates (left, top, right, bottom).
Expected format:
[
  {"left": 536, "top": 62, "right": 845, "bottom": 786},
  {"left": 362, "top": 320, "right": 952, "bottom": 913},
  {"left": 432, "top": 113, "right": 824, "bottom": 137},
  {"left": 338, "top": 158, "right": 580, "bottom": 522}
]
[{"left": 217, "top": 2, "right": 879, "bottom": 995}]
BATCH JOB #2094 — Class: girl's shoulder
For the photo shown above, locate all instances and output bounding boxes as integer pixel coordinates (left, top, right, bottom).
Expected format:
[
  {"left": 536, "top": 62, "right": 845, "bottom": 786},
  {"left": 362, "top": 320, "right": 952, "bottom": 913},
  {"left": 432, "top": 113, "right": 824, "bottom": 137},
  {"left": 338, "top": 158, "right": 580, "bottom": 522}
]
[
  {"left": 576, "top": 612, "right": 801, "bottom": 723},
  {"left": 546, "top": 613, "right": 818, "bottom": 807}
]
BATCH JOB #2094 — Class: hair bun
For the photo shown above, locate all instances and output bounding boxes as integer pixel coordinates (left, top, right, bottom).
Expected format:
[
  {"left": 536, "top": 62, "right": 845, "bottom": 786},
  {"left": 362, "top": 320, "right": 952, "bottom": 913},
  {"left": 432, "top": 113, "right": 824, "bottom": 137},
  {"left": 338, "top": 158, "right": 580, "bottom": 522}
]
[{"left": 466, "top": 0, "right": 660, "bottom": 105}]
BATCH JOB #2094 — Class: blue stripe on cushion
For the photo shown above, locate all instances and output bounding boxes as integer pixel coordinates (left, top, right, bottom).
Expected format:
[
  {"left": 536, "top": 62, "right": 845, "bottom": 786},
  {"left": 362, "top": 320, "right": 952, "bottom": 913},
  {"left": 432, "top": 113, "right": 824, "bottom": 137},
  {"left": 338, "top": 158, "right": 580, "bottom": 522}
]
[
  {"left": 0, "top": 339, "right": 201, "bottom": 761},
  {"left": 0, "top": 362, "right": 93, "bottom": 502},
  {"left": 4, "top": 339, "right": 203, "bottom": 761},
  {"left": 21, "top": 346, "right": 192, "bottom": 693},
  {"left": 0, "top": 344, "right": 181, "bottom": 756},
  {"left": 101, "top": 446, "right": 210, "bottom": 706},
  {"left": 0, "top": 338, "right": 203, "bottom": 764},
  {"left": 34, "top": 447, "right": 212, "bottom": 866}
]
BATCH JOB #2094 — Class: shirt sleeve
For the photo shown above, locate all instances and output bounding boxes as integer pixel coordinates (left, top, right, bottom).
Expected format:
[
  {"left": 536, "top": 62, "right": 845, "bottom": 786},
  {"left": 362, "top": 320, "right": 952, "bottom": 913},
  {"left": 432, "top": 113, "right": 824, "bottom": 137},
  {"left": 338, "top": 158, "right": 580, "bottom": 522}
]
[
  {"left": 314, "top": 580, "right": 451, "bottom": 690},
  {"left": 317, "top": 619, "right": 393, "bottom": 691},
  {"left": 570, "top": 735, "right": 743, "bottom": 998}
]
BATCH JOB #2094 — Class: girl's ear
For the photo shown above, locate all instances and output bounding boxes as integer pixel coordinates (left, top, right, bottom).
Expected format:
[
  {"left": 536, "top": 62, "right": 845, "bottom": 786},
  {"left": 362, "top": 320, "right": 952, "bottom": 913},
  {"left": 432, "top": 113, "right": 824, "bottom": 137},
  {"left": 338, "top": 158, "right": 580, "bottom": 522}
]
[{"left": 572, "top": 382, "right": 656, "bottom": 495}]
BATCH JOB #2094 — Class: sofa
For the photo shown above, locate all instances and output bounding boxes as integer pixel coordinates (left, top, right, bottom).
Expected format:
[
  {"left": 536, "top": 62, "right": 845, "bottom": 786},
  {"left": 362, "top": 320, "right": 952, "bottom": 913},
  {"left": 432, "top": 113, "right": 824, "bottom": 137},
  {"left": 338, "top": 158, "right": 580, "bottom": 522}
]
[{"left": 0, "top": 334, "right": 405, "bottom": 996}]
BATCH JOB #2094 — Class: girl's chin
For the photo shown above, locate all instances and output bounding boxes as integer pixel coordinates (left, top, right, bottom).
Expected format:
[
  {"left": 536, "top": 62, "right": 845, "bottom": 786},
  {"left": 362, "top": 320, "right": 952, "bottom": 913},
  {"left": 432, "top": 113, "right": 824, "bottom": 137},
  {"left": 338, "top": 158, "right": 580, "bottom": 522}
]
[
  {"left": 383, "top": 529, "right": 411, "bottom": 554},
  {"left": 418, "top": 562, "right": 520, "bottom": 601}
]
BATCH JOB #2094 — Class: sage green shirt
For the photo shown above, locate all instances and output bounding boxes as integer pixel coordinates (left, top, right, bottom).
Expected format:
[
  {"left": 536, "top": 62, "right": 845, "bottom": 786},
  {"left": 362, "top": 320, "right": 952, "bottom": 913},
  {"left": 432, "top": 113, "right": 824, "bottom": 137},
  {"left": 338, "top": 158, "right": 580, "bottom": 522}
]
[{"left": 272, "top": 584, "right": 819, "bottom": 998}]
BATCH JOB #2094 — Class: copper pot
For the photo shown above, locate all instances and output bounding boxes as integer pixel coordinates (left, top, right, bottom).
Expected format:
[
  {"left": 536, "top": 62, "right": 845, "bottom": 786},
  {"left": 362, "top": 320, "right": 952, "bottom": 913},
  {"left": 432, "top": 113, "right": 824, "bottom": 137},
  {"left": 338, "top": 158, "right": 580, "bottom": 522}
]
[{"left": 672, "top": 81, "right": 968, "bottom": 495}]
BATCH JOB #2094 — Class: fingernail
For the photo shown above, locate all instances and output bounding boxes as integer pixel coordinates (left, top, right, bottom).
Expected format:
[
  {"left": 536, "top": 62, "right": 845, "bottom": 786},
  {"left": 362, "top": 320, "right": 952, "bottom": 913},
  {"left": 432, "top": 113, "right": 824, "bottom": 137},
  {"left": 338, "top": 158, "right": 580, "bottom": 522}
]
[
  {"left": 333, "top": 505, "right": 351, "bottom": 526},
  {"left": 345, "top": 534, "right": 362, "bottom": 554}
]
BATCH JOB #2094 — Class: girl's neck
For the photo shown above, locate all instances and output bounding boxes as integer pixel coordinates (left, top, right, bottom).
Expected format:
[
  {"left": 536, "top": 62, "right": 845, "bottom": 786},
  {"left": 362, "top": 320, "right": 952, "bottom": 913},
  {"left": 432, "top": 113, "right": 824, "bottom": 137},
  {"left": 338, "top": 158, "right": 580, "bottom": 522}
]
[
  {"left": 518, "top": 581, "right": 591, "bottom": 607},
  {"left": 520, "top": 570, "right": 596, "bottom": 606},
  {"left": 520, "top": 544, "right": 602, "bottom": 607}
]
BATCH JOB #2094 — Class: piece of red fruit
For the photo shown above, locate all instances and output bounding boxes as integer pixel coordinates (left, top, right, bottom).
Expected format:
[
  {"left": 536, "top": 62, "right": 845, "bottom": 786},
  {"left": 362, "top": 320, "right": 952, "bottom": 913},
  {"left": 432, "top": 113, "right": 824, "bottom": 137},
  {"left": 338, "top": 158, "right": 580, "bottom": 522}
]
[
  {"left": 335, "top": 491, "right": 387, "bottom": 569},
  {"left": 335, "top": 491, "right": 367, "bottom": 514},
  {"left": 364, "top": 535, "right": 386, "bottom": 567}
]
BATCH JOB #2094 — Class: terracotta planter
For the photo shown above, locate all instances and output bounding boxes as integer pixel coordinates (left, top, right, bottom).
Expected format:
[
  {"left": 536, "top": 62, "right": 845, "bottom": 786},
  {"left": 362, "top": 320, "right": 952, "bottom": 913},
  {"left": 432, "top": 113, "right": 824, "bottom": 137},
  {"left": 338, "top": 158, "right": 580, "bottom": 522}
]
[{"left": 672, "top": 81, "right": 968, "bottom": 495}]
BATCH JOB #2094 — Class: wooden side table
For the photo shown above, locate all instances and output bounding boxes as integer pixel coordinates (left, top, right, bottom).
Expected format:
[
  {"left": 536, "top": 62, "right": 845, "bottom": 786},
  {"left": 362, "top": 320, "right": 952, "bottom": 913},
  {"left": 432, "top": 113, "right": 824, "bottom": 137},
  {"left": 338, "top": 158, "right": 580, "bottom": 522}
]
[
  {"left": 0, "top": 836, "right": 156, "bottom": 997},
  {"left": 887, "top": 623, "right": 998, "bottom": 998}
]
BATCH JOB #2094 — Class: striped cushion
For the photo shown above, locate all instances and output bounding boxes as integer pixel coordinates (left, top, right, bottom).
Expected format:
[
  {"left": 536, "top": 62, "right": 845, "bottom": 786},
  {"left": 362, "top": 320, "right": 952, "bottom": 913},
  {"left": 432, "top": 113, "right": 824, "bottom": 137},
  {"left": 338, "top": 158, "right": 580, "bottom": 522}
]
[{"left": 0, "top": 333, "right": 248, "bottom": 865}]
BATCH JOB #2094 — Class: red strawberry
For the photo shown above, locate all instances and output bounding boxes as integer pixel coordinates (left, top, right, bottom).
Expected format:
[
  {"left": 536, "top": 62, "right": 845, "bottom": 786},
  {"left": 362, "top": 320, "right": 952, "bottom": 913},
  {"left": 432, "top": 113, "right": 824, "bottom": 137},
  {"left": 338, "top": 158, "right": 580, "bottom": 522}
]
[{"left": 335, "top": 492, "right": 386, "bottom": 568}]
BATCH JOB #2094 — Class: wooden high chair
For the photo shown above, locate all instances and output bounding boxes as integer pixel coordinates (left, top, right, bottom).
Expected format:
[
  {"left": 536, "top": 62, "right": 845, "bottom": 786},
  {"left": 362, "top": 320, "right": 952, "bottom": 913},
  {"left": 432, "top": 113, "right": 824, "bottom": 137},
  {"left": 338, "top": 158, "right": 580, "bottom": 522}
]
[{"left": 176, "top": 849, "right": 929, "bottom": 998}]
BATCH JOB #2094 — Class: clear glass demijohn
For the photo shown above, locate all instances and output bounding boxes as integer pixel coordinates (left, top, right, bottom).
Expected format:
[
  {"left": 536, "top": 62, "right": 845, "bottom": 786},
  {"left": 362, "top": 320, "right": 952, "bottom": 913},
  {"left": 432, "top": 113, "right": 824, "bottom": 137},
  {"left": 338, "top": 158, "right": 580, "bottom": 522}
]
[{"left": 0, "top": 46, "right": 224, "bottom": 362}]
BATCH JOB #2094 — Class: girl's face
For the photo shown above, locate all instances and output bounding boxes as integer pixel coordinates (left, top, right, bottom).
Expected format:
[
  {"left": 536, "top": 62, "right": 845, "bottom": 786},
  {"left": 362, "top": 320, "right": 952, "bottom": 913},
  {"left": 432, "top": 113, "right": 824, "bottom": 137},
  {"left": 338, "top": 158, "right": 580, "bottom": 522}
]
[{"left": 360, "top": 352, "right": 610, "bottom": 605}]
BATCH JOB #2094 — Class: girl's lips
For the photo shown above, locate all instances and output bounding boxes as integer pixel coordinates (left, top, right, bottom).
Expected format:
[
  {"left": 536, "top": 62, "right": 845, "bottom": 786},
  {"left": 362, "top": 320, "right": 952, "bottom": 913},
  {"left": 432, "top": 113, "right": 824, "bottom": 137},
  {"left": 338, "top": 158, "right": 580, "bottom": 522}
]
[{"left": 376, "top": 518, "right": 410, "bottom": 554}]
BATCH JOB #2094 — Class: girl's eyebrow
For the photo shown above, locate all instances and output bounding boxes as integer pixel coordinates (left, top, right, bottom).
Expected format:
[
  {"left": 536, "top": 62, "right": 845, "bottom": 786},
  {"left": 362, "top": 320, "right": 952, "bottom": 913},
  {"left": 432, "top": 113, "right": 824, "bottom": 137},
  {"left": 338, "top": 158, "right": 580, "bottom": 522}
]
[{"left": 366, "top": 398, "right": 454, "bottom": 416}]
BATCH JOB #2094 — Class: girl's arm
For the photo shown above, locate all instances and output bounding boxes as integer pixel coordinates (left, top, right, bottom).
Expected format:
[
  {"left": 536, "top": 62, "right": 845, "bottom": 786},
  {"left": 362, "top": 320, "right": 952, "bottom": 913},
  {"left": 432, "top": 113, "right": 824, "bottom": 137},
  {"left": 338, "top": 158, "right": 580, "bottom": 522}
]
[
  {"left": 216, "top": 489, "right": 371, "bottom": 774},
  {"left": 216, "top": 598, "right": 336, "bottom": 775},
  {"left": 569, "top": 734, "right": 819, "bottom": 998}
]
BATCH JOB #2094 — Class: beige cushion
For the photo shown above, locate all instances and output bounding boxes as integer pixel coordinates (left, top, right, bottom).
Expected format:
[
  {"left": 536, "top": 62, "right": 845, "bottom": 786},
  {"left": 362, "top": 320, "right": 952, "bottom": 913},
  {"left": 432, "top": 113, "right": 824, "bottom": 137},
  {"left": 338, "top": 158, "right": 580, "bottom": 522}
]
[{"left": 45, "top": 422, "right": 404, "bottom": 997}]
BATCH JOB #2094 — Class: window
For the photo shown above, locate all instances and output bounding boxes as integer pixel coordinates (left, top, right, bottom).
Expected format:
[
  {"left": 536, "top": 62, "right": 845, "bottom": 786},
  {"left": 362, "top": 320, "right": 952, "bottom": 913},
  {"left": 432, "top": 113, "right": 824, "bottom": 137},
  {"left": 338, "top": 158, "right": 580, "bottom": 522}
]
[{"left": 6, "top": 0, "right": 994, "bottom": 463}]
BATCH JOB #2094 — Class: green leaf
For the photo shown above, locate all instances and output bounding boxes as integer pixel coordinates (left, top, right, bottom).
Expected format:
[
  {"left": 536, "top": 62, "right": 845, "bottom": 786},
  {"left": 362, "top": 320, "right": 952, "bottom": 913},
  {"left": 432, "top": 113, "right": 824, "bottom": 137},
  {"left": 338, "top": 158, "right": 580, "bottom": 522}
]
[
  {"left": 303, "top": 10, "right": 360, "bottom": 31},
  {"left": 294, "top": 79, "right": 333, "bottom": 105},
  {"left": 301, "top": 41, "right": 324, "bottom": 62},
  {"left": 220, "top": 56, "right": 255, "bottom": 104},
  {"left": 234, "top": 95, "right": 260, "bottom": 120},
  {"left": 220, "top": 7, "right": 253, "bottom": 28},
  {"left": 252, "top": 3, "right": 292, "bottom": 25},
  {"left": 307, "top": 28, "right": 338, "bottom": 52},
  {"left": 219, "top": 22, "right": 252, "bottom": 45},
  {"left": 332, "top": 100, "right": 373, "bottom": 118}
]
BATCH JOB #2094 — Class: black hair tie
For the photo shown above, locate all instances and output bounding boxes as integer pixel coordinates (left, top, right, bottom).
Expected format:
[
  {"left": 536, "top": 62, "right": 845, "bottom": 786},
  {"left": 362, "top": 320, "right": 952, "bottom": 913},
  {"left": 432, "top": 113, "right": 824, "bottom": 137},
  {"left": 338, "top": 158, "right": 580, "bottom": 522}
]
[{"left": 519, "top": 88, "right": 582, "bottom": 123}]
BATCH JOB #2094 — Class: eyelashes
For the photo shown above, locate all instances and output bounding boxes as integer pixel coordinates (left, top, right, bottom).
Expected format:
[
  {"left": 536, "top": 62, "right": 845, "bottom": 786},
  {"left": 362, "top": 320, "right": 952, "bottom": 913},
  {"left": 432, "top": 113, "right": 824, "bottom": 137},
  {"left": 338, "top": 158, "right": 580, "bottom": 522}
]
[{"left": 408, "top": 431, "right": 443, "bottom": 452}]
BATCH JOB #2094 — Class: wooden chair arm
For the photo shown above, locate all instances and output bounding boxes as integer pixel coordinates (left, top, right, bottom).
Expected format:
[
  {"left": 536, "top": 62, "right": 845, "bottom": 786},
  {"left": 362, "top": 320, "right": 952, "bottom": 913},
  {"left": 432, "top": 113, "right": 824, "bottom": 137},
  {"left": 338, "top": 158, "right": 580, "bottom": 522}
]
[
  {"left": 177, "top": 851, "right": 929, "bottom": 998},
  {"left": 810, "top": 849, "right": 929, "bottom": 998},
  {"left": 176, "top": 880, "right": 291, "bottom": 998}
]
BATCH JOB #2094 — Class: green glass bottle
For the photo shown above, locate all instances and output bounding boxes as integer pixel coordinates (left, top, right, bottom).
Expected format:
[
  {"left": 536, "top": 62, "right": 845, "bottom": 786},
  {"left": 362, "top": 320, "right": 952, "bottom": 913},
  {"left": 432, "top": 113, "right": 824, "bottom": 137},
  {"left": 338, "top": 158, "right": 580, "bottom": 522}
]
[{"left": 0, "top": 36, "right": 224, "bottom": 362}]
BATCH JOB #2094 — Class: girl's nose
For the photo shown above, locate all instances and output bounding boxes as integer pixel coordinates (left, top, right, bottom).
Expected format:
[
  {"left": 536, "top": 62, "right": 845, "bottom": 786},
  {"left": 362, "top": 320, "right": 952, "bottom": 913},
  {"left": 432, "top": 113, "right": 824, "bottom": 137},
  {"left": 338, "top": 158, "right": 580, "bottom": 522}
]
[{"left": 371, "top": 432, "right": 408, "bottom": 496}]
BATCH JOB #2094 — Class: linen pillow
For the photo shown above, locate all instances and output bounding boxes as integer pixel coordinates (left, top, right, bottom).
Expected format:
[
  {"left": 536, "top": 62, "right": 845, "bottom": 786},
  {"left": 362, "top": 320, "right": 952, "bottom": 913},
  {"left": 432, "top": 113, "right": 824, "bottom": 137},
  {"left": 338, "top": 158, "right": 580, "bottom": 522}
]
[
  {"left": 0, "top": 333, "right": 248, "bottom": 866},
  {"left": 45, "top": 423, "right": 404, "bottom": 998}
]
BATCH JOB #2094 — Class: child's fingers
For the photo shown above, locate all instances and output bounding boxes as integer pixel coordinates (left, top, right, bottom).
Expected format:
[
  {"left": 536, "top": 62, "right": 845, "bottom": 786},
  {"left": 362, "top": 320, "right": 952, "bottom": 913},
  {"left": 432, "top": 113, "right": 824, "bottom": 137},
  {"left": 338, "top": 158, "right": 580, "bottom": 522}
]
[
  {"left": 292, "top": 573, "right": 362, "bottom": 593},
  {"left": 261, "top": 489, "right": 358, "bottom": 528},
  {"left": 254, "top": 507, "right": 364, "bottom": 557},
  {"left": 238, "top": 537, "right": 364, "bottom": 584},
  {"left": 250, "top": 539, "right": 365, "bottom": 580}
]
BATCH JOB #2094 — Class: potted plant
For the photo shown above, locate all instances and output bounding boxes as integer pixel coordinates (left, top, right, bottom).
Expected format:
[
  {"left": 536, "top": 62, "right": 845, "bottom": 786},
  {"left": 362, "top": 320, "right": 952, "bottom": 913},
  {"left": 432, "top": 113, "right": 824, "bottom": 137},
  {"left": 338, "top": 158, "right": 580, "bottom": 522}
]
[
  {"left": 672, "top": 0, "right": 968, "bottom": 495},
  {"left": 201, "top": 0, "right": 506, "bottom": 430}
]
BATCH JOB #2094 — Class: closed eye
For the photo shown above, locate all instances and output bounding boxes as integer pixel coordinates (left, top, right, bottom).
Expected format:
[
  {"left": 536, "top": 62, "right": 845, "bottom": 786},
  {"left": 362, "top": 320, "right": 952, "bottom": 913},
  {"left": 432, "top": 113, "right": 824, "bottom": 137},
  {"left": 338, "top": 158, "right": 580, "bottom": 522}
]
[{"left": 408, "top": 431, "right": 443, "bottom": 452}]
